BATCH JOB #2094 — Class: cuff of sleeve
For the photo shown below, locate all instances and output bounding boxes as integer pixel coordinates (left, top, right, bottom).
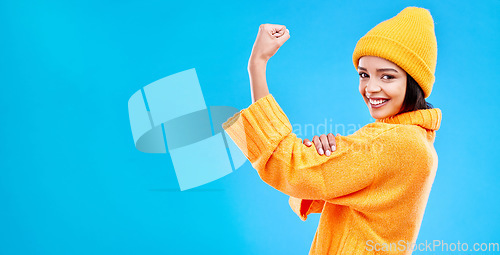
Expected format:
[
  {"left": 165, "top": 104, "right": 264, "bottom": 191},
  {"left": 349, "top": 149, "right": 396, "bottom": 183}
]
[
  {"left": 289, "top": 196, "right": 313, "bottom": 221},
  {"left": 222, "top": 94, "right": 293, "bottom": 162}
]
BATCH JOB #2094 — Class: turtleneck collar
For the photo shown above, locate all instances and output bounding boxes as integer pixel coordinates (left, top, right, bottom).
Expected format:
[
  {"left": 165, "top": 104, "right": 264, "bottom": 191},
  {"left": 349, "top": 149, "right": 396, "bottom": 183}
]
[{"left": 375, "top": 108, "right": 442, "bottom": 131}]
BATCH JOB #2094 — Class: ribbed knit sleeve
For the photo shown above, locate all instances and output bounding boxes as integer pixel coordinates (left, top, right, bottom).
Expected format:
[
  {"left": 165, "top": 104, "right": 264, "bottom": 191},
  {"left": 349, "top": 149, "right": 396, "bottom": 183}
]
[
  {"left": 222, "top": 94, "right": 293, "bottom": 163},
  {"left": 222, "top": 94, "right": 378, "bottom": 201}
]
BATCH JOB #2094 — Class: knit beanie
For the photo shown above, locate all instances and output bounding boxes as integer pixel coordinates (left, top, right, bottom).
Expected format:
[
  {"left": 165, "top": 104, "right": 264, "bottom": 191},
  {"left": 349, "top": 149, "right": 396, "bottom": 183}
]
[{"left": 352, "top": 6, "right": 437, "bottom": 98}]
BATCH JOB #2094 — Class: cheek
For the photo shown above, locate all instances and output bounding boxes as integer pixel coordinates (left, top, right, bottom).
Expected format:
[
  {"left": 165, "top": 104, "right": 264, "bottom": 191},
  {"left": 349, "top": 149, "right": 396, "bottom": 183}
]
[
  {"left": 390, "top": 82, "right": 406, "bottom": 108},
  {"left": 359, "top": 83, "right": 365, "bottom": 96},
  {"left": 387, "top": 82, "right": 406, "bottom": 100},
  {"left": 397, "top": 82, "right": 406, "bottom": 100}
]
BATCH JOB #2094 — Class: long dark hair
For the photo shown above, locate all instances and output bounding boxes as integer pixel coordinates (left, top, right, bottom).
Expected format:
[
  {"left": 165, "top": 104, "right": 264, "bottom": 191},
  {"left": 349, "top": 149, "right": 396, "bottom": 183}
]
[{"left": 398, "top": 73, "right": 433, "bottom": 114}]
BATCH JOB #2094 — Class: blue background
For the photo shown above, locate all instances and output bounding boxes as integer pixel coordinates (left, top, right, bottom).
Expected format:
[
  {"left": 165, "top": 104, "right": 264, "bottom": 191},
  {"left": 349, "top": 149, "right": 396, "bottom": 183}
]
[{"left": 1, "top": 0, "right": 499, "bottom": 254}]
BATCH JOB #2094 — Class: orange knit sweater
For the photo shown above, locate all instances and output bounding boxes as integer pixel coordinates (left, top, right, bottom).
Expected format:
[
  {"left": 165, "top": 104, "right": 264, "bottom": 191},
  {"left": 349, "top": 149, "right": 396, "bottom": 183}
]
[{"left": 222, "top": 94, "right": 442, "bottom": 254}]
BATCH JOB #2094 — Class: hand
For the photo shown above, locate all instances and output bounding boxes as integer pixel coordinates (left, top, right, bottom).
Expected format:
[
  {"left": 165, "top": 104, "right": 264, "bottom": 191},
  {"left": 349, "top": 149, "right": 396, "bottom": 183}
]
[
  {"left": 249, "top": 24, "right": 290, "bottom": 63},
  {"left": 303, "top": 133, "right": 339, "bottom": 156}
]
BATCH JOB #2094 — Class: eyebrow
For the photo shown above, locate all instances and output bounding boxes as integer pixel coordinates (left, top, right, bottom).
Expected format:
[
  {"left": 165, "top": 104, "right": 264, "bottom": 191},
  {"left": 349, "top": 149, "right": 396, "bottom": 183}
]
[{"left": 357, "top": 66, "right": 399, "bottom": 73}]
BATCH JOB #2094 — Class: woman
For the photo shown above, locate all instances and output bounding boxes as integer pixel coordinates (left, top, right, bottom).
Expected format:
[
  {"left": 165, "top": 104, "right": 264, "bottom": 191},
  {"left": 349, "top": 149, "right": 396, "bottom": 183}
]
[{"left": 222, "top": 6, "right": 441, "bottom": 255}]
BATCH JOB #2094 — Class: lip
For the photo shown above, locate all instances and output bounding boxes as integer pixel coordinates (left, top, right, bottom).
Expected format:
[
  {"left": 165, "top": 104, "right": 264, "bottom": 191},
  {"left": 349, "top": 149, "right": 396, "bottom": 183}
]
[
  {"left": 369, "top": 99, "right": 390, "bottom": 108},
  {"left": 366, "top": 96, "right": 389, "bottom": 100}
]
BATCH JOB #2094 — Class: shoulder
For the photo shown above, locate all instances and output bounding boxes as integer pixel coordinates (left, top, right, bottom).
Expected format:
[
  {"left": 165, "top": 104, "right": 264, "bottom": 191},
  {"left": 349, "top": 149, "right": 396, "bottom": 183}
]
[
  {"left": 370, "top": 124, "right": 434, "bottom": 164},
  {"left": 344, "top": 123, "right": 429, "bottom": 153},
  {"left": 353, "top": 122, "right": 399, "bottom": 139},
  {"left": 361, "top": 122, "right": 425, "bottom": 142},
  {"left": 354, "top": 122, "right": 420, "bottom": 143},
  {"left": 373, "top": 125, "right": 438, "bottom": 182}
]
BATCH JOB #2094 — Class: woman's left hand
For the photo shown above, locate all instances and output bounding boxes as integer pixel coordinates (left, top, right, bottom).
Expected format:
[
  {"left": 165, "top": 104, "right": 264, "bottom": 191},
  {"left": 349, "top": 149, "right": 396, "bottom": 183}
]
[{"left": 303, "top": 133, "right": 339, "bottom": 156}]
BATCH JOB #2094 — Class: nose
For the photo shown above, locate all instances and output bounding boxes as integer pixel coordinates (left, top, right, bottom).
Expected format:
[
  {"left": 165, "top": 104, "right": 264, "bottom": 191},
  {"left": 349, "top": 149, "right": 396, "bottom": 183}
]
[{"left": 365, "top": 79, "right": 381, "bottom": 94}]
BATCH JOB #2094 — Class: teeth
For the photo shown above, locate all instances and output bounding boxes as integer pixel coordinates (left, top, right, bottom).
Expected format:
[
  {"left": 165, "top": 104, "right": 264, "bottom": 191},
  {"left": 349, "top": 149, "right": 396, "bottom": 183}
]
[{"left": 369, "top": 98, "right": 389, "bottom": 105}]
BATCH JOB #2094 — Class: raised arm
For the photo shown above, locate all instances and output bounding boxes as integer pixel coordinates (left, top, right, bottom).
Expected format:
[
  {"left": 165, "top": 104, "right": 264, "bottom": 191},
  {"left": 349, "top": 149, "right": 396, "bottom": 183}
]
[
  {"left": 248, "top": 58, "right": 269, "bottom": 104},
  {"left": 224, "top": 24, "right": 386, "bottom": 203},
  {"left": 248, "top": 24, "right": 290, "bottom": 103}
]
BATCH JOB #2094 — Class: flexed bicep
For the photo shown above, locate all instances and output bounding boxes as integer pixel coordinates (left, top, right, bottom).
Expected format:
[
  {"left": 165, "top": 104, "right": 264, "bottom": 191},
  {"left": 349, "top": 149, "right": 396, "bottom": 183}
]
[{"left": 223, "top": 94, "right": 380, "bottom": 201}]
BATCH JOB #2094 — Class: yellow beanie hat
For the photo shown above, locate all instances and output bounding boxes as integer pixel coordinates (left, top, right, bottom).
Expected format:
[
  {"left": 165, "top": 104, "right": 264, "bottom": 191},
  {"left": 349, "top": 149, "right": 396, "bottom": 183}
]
[{"left": 352, "top": 6, "right": 438, "bottom": 98}]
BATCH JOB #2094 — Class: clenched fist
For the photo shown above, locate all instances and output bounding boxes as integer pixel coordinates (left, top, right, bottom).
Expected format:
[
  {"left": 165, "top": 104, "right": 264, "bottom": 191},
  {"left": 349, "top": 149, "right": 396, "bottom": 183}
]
[{"left": 250, "top": 24, "right": 290, "bottom": 62}]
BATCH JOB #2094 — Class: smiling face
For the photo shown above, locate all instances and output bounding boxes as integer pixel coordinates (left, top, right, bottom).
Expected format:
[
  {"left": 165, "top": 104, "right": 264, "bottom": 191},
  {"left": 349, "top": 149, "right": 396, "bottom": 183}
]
[{"left": 358, "top": 56, "right": 407, "bottom": 120}]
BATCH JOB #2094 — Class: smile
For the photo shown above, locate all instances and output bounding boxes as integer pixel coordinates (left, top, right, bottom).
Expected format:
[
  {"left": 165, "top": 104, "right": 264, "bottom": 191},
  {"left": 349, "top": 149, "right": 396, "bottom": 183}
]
[{"left": 369, "top": 98, "right": 390, "bottom": 108}]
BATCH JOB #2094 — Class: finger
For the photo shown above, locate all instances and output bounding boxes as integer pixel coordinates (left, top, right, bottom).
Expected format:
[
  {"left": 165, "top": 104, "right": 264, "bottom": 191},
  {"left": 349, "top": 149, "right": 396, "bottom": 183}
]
[
  {"left": 320, "top": 135, "right": 330, "bottom": 156},
  {"left": 284, "top": 28, "right": 290, "bottom": 37},
  {"left": 272, "top": 28, "right": 283, "bottom": 37},
  {"left": 267, "top": 24, "right": 285, "bottom": 36},
  {"left": 327, "top": 133, "right": 336, "bottom": 151},
  {"left": 303, "top": 139, "right": 312, "bottom": 147},
  {"left": 320, "top": 134, "right": 330, "bottom": 156},
  {"left": 312, "top": 135, "right": 323, "bottom": 155},
  {"left": 261, "top": 24, "right": 276, "bottom": 36},
  {"left": 276, "top": 26, "right": 290, "bottom": 41}
]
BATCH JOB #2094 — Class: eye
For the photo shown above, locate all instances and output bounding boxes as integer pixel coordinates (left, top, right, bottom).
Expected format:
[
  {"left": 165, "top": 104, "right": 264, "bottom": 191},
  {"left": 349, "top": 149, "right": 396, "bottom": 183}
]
[
  {"left": 358, "top": 72, "right": 368, "bottom": 78},
  {"left": 382, "top": 75, "right": 395, "bottom": 80}
]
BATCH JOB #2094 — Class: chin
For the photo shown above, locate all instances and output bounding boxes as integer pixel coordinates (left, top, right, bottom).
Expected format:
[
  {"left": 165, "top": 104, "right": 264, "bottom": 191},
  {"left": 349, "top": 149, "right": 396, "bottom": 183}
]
[
  {"left": 367, "top": 103, "right": 397, "bottom": 119},
  {"left": 370, "top": 111, "right": 389, "bottom": 120}
]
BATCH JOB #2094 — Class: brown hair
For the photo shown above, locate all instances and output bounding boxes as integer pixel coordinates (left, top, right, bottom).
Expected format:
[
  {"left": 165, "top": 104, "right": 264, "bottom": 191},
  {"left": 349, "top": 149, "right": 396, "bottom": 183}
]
[{"left": 398, "top": 73, "right": 433, "bottom": 114}]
